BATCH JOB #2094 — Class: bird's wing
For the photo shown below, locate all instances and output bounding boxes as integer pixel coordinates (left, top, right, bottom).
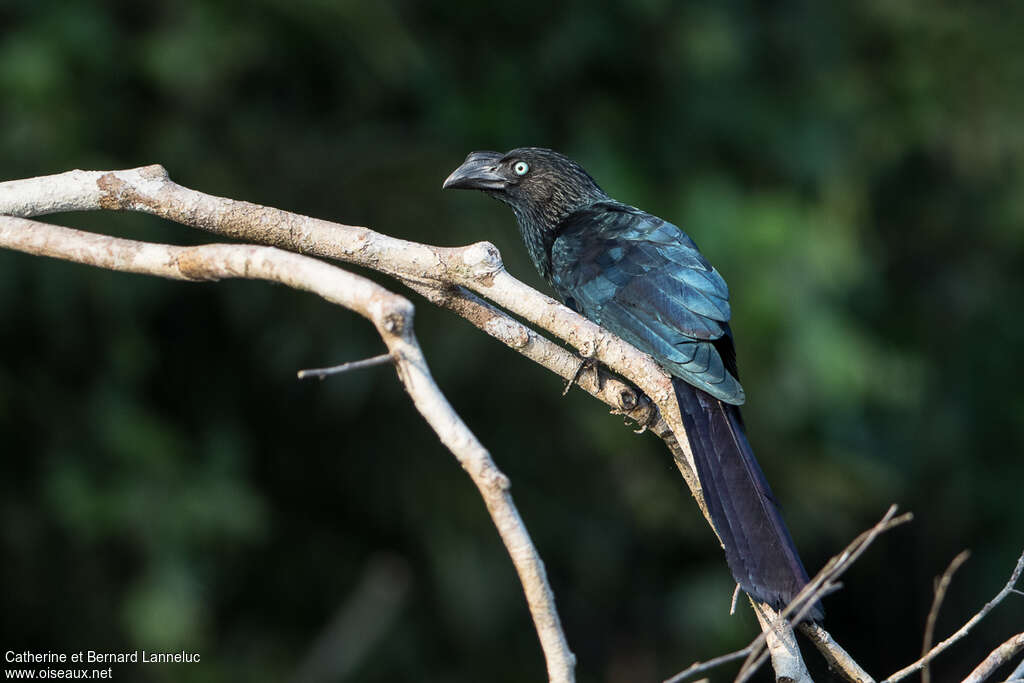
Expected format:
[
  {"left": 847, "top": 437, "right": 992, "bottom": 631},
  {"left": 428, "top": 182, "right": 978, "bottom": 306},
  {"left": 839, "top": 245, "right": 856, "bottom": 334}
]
[{"left": 550, "top": 203, "right": 745, "bottom": 404}]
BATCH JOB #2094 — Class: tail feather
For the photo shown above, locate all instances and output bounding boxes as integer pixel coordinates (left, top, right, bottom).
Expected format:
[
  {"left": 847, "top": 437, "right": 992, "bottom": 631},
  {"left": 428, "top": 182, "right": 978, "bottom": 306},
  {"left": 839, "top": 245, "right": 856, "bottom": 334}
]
[{"left": 674, "top": 378, "right": 822, "bottom": 620}]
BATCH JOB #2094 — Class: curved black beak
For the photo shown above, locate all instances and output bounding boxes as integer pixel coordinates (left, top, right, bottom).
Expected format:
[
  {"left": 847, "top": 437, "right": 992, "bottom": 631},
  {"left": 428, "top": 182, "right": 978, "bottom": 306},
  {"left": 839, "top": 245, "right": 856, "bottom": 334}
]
[{"left": 442, "top": 151, "right": 507, "bottom": 191}]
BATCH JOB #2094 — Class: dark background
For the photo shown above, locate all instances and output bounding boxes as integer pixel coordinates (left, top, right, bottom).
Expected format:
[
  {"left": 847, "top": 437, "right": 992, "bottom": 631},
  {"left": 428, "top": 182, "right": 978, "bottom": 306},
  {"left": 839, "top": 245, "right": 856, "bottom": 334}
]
[{"left": 2, "top": 1, "right": 1022, "bottom": 681}]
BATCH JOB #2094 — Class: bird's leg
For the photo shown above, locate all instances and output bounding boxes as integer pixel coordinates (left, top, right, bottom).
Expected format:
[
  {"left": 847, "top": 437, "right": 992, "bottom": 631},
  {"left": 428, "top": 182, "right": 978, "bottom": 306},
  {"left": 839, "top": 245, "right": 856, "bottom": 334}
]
[
  {"left": 561, "top": 356, "right": 601, "bottom": 396},
  {"left": 562, "top": 338, "right": 603, "bottom": 395}
]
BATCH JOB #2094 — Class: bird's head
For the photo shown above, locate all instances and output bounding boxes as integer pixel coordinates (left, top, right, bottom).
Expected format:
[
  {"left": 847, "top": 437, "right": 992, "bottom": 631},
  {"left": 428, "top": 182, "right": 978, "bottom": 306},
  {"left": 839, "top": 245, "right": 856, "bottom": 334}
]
[{"left": 443, "top": 147, "right": 608, "bottom": 232}]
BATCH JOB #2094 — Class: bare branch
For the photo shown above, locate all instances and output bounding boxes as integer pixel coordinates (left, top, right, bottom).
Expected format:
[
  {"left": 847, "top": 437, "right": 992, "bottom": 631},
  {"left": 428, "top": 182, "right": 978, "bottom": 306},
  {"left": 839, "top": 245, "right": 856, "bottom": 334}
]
[
  {"left": 406, "top": 280, "right": 659, "bottom": 431},
  {"left": 886, "top": 550, "right": 1024, "bottom": 682},
  {"left": 799, "top": 622, "right": 875, "bottom": 683},
  {"left": 663, "top": 646, "right": 752, "bottom": 683},
  {"left": 736, "top": 505, "right": 911, "bottom": 683},
  {"left": 298, "top": 353, "right": 394, "bottom": 379},
  {"left": 923, "top": 550, "right": 972, "bottom": 683},
  {"left": 1, "top": 165, "right": 868, "bottom": 679},
  {"left": 0, "top": 215, "right": 577, "bottom": 683},
  {"left": 0, "top": 165, "right": 688, "bottom": 464},
  {"left": 664, "top": 507, "right": 909, "bottom": 683},
  {"left": 739, "top": 603, "right": 813, "bottom": 682},
  {"left": 962, "top": 633, "right": 1024, "bottom": 683}
]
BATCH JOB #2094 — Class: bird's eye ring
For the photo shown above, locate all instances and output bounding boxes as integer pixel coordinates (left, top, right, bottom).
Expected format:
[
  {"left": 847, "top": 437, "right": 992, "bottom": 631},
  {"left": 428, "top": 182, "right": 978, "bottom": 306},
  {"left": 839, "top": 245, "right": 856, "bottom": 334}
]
[{"left": 513, "top": 161, "right": 530, "bottom": 176}]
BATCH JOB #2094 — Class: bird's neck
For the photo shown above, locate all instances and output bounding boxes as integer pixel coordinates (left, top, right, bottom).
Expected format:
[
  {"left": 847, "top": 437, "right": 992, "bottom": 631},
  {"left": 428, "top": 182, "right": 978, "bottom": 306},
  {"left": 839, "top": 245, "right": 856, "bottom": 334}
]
[
  {"left": 509, "top": 194, "right": 607, "bottom": 282},
  {"left": 509, "top": 203, "right": 557, "bottom": 281}
]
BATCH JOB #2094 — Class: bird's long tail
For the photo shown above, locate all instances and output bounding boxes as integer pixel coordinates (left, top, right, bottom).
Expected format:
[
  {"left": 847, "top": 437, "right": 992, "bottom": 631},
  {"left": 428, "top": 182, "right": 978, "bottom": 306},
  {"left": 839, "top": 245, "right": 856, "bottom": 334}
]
[{"left": 673, "top": 378, "right": 822, "bottom": 620}]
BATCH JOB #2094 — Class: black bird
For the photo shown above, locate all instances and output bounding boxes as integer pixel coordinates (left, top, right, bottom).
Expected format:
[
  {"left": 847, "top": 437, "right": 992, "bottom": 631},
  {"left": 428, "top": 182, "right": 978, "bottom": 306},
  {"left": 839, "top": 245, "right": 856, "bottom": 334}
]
[{"left": 444, "top": 147, "right": 820, "bottom": 619}]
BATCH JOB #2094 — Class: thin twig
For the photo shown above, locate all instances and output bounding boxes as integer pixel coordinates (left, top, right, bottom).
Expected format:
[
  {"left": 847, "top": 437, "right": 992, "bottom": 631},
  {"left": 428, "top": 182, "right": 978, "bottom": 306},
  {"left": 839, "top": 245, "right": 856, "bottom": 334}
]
[
  {"left": 0, "top": 215, "right": 577, "bottom": 683},
  {"left": 298, "top": 353, "right": 393, "bottom": 379},
  {"left": 737, "top": 586, "right": 845, "bottom": 683},
  {"left": 886, "top": 550, "right": 1024, "bottom": 682},
  {"left": 962, "top": 633, "right": 1024, "bottom": 683},
  {"left": 733, "top": 506, "right": 911, "bottom": 683},
  {"left": 923, "top": 550, "right": 971, "bottom": 683},
  {"left": 788, "top": 508, "right": 912, "bottom": 682},
  {"left": 663, "top": 646, "right": 752, "bottom": 683},
  {"left": 664, "top": 506, "right": 907, "bottom": 683}
]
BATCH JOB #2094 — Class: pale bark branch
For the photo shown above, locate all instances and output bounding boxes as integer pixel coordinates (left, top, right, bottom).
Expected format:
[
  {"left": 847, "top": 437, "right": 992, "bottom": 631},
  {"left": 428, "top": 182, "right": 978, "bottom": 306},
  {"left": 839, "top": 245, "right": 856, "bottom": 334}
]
[
  {"left": 0, "top": 165, "right": 689, "bottom": 463},
  {"left": 0, "top": 164, "right": 904, "bottom": 681},
  {"left": 962, "top": 633, "right": 1024, "bottom": 683},
  {"left": 0, "top": 214, "right": 576, "bottom": 683},
  {"left": 885, "top": 550, "right": 1024, "bottom": 683},
  {"left": 735, "top": 506, "right": 911, "bottom": 683},
  {"left": 664, "top": 646, "right": 752, "bottom": 683},
  {"left": 665, "top": 506, "right": 909, "bottom": 683},
  {"left": 405, "top": 280, "right": 660, "bottom": 431},
  {"left": 923, "top": 550, "right": 972, "bottom": 683},
  {"left": 799, "top": 622, "right": 874, "bottom": 683},
  {"left": 298, "top": 353, "right": 394, "bottom": 379}
]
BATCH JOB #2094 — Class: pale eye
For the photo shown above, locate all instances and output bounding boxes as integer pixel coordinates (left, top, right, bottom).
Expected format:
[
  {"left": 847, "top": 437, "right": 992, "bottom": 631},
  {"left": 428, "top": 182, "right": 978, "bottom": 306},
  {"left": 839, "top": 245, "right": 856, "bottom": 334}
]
[{"left": 513, "top": 161, "right": 530, "bottom": 176}]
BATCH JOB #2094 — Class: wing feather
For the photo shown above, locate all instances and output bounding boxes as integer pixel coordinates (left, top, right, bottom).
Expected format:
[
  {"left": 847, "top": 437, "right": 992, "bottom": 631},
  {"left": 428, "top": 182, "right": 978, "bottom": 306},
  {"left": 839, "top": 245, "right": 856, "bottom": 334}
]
[{"left": 550, "top": 203, "right": 744, "bottom": 404}]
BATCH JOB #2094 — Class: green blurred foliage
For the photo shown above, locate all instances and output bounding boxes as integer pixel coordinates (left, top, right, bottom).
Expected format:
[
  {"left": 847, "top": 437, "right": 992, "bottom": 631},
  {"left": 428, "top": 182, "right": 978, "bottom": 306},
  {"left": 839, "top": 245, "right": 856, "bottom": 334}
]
[{"left": 1, "top": 1, "right": 1022, "bottom": 681}]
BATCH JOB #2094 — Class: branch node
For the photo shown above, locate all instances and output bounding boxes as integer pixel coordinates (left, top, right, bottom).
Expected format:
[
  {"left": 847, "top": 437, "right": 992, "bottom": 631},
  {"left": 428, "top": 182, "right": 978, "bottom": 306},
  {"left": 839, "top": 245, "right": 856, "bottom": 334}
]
[
  {"left": 480, "top": 467, "right": 511, "bottom": 491},
  {"left": 460, "top": 241, "right": 503, "bottom": 284},
  {"left": 139, "top": 163, "right": 169, "bottom": 179},
  {"left": 381, "top": 311, "right": 409, "bottom": 335}
]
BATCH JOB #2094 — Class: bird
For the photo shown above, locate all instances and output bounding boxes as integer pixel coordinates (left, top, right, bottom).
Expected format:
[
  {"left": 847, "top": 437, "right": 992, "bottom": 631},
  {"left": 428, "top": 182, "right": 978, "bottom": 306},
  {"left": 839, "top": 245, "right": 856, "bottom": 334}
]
[{"left": 443, "top": 147, "right": 820, "bottom": 619}]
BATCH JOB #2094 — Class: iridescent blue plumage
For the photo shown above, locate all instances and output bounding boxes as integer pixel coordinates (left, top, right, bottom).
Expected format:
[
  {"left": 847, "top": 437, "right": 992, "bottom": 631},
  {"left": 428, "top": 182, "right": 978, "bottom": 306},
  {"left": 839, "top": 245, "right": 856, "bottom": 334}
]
[
  {"left": 549, "top": 201, "right": 744, "bottom": 404},
  {"left": 444, "top": 147, "right": 819, "bottom": 619}
]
